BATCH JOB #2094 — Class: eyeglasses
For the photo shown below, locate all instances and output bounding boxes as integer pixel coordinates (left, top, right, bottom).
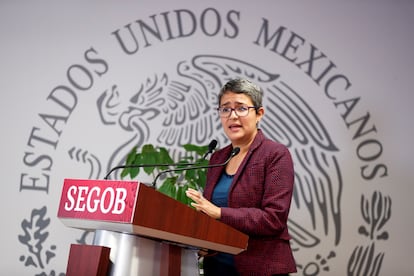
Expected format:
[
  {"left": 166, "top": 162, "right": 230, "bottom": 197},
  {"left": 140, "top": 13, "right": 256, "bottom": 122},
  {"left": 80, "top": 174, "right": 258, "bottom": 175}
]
[{"left": 216, "top": 106, "right": 257, "bottom": 117}]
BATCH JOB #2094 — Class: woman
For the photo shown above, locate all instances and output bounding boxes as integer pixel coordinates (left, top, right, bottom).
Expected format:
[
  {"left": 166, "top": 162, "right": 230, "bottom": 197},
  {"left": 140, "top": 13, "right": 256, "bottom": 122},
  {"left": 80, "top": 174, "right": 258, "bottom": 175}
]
[{"left": 186, "top": 78, "right": 297, "bottom": 276}]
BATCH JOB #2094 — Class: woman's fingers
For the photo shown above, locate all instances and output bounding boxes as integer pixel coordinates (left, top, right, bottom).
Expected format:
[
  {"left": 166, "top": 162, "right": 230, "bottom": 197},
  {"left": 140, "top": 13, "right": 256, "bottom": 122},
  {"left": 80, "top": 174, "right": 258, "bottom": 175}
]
[
  {"left": 185, "top": 188, "right": 221, "bottom": 219},
  {"left": 186, "top": 188, "right": 202, "bottom": 202}
]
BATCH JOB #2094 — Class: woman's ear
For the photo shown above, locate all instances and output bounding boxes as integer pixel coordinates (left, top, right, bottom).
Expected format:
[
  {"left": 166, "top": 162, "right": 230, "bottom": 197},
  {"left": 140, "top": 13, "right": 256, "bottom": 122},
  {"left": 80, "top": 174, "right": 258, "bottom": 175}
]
[
  {"left": 256, "top": 107, "right": 264, "bottom": 125},
  {"left": 257, "top": 106, "right": 264, "bottom": 118}
]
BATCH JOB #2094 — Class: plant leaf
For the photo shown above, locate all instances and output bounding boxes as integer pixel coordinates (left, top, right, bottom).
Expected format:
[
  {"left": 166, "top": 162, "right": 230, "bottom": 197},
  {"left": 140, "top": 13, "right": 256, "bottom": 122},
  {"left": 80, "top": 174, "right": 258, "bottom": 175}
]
[
  {"left": 158, "top": 147, "right": 174, "bottom": 167},
  {"left": 158, "top": 177, "right": 178, "bottom": 198},
  {"left": 183, "top": 144, "right": 209, "bottom": 156},
  {"left": 176, "top": 186, "right": 190, "bottom": 205},
  {"left": 125, "top": 146, "right": 137, "bottom": 165},
  {"left": 121, "top": 142, "right": 211, "bottom": 205}
]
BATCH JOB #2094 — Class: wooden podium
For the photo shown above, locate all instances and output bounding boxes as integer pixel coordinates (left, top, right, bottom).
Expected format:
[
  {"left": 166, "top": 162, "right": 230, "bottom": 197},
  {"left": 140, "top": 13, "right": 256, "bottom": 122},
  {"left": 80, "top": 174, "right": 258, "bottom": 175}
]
[{"left": 58, "top": 179, "right": 248, "bottom": 276}]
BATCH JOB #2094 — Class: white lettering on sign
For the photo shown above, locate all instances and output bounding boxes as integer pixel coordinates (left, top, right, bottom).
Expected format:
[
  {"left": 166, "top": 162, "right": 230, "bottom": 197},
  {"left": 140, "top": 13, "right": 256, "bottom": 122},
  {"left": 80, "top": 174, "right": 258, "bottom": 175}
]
[{"left": 64, "top": 185, "right": 127, "bottom": 214}]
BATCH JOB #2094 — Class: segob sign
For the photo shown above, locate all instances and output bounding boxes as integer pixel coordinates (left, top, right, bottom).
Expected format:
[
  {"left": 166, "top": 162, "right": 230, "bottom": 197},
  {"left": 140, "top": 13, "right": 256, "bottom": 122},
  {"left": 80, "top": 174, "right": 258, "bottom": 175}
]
[{"left": 57, "top": 179, "right": 139, "bottom": 224}]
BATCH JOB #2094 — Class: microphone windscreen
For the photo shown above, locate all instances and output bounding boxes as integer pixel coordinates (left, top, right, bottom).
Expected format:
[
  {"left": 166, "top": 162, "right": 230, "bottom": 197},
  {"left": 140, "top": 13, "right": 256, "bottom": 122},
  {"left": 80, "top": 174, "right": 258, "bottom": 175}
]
[
  {"left": 209, "top": 139, "right": 218, "bottom": 151},
  {"left": 232, "top": 147, "right": 240, "bottom": 156}
]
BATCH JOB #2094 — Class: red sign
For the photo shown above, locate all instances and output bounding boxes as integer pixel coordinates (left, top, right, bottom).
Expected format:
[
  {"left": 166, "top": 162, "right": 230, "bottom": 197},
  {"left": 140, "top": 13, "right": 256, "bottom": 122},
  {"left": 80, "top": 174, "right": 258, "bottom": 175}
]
[{"left": 57, "top": 178, "right": 139, "bottom": 223}]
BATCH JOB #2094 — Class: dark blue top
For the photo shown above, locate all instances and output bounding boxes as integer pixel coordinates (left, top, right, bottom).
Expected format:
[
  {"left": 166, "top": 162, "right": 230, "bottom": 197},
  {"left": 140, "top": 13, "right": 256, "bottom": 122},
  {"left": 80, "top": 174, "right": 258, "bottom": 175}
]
[{"left": 211, "top": 172, "right": 234, "bottom": 266}]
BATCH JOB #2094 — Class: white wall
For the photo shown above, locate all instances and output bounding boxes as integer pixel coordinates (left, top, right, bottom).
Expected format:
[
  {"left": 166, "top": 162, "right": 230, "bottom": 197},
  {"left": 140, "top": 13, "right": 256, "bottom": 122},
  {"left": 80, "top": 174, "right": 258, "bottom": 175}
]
[{"left": 1, "top": 1, "right": 413, "bottom": 275}]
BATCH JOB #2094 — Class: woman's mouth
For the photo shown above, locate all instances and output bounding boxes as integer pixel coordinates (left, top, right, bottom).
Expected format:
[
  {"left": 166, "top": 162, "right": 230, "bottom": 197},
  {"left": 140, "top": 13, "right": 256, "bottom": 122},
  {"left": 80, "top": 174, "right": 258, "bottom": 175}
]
[{"left": 229, "top": 124, "right": 242, "bottom": 130}]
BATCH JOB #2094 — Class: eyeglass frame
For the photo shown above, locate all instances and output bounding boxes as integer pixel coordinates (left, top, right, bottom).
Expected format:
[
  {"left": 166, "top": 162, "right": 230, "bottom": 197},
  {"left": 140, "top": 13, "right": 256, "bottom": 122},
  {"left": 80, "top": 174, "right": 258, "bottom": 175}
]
[{"left": 216, "top": 105, "right": 258, "bottom": 118}]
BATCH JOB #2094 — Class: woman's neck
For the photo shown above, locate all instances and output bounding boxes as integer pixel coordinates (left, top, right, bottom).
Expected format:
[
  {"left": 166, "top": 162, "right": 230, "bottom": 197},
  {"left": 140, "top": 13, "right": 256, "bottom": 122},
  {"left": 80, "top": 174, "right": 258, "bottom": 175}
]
[
  {"left": 226, "top": 134, "right": 256, "bottom": 175},
  {"left": 232, "top": 131, "right": 257, "bottom": 154}
]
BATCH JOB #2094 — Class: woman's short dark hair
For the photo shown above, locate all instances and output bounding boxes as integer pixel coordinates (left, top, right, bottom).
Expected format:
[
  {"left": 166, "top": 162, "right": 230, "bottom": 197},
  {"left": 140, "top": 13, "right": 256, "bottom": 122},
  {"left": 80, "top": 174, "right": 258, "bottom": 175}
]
[{"left": 218, "top": 78, "right": 263, "bottom": 109}]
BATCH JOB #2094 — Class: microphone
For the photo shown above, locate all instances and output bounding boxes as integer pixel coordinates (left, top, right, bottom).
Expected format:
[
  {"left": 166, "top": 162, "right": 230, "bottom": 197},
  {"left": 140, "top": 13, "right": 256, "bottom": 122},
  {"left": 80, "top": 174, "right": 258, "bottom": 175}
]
[
  {"left": 104, "top": 163, "right": 177, "bottom": 180},
  {"left": 202, "top": 139, "right": 218, "bottom": 159},
  {"left": 151, "top": 147, "right": 240, "bottom": 188},
  {"left": 103, "top": 139, "right": 219, "bottom": 180}
]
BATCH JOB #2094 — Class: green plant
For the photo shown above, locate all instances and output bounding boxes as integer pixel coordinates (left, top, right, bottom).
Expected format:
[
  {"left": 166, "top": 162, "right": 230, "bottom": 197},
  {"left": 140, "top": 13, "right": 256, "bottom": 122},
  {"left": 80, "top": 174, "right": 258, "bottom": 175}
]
[{"left": 121, "top": 143, "right": 210, "bottom": 206}]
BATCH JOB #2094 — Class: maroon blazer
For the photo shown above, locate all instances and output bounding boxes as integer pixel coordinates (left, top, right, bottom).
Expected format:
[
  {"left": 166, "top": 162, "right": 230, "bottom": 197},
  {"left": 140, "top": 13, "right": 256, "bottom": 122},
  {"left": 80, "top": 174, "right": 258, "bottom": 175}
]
[{"left": 204, "top": 130, "right": 297, "bottom": 275}]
